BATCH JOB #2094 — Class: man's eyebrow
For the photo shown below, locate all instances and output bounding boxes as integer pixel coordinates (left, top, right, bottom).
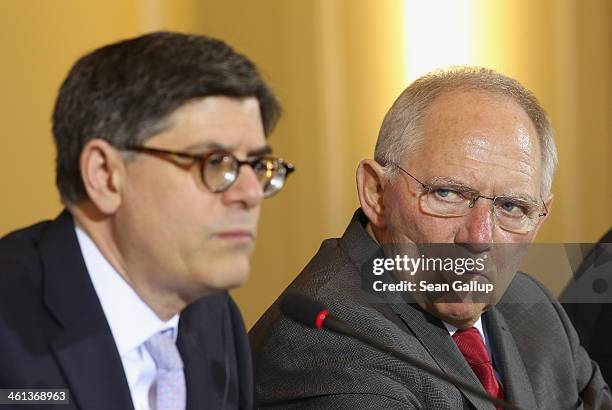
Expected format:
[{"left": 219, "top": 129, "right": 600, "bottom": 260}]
[
  {"left": 182, "top": 143, "right": 272, "bottom": 157},
  {"left": 431, "top": 177, "right": 539, "bottom": 202},
  {"left": 501, "top": 192, "right": 540, "bottom": 203},
  {"left": 183, "top": 142, "right": 229, "bottom": 152},
  {"left": 429, "top": 177, "right": 475, "bottom": 189},
  {"left": 248, "top": 145, "right": 272, "bottom": 157}
]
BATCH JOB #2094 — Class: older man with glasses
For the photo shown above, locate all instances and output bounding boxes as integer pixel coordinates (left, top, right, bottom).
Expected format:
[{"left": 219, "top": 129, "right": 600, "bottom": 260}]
[
  {"left": 0, "top": 32, "right": 293, "bottom": 409},
  {"left": 250, "top": 67, "right": 610, "bottom": 409}
]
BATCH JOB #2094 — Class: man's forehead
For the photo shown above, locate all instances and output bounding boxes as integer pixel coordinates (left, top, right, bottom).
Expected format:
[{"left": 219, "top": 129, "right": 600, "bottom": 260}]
[
  {"left": 403, "top": 89, "right": 543, "bottom": 195},
  {"left": 183, "top": 141, "right": 272, "bottom": 156},
  {"left": 165, "top": 96, "right": 262, "bottom": 126},
  {"left": 152, "top": 95, "right": 266, "bottom": 152},
  {"left": 417, "top": 89, "right": 540, "bottom": 155},
  {"left": 423, "top": 89, "right": 534, "bottom": 130}
]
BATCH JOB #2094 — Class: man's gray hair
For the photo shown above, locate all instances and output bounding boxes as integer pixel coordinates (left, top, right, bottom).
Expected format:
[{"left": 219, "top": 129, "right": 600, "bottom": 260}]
[{"left": 374, "top": 66, "right": 558, "bottom": 196}]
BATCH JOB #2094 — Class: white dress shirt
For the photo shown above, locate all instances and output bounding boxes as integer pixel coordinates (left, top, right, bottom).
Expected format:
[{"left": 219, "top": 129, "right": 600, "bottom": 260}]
[
  {"left": 75, "top": 226, "right": 179, "bottom": 410},
  {"left": 443, "top": 318, "right": 489, "bottom": 349}
]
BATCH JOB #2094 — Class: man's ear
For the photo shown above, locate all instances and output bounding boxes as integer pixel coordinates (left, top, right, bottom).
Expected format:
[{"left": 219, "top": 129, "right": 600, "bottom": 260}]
[
  {"left": 356, "top": 159, "right": 387, "bottom": 229},
  {"left": 79, "top": 138, "right": 125, "bottom": 215},
  {"left": 542, "top": 193, "right": 553, "bottom": 220},
  {"left": 532, "top": 193, "right": 554, "bottom": 237}
]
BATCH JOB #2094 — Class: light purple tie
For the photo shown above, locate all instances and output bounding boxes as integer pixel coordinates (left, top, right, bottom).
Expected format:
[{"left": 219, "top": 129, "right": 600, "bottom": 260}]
[{"left": 145, "top": 329, "right": 186, "bottom": 410}]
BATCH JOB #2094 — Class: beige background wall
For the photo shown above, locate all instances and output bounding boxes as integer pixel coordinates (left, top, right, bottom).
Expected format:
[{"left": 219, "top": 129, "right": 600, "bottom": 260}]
[{"left": 1, "top": 0, "right": 610, "bottom": 328}]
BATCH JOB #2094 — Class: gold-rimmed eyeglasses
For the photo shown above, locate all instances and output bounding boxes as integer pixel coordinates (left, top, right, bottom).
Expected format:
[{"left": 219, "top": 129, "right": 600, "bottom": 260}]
[{"left": 391, "top": 163, "right": 548, "bottom": 234}]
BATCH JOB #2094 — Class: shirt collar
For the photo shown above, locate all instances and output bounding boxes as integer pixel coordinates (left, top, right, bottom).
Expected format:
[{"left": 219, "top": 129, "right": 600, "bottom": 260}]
[
  {"left": 75, "top": 226, "right": 179, "bottom": 355},
  {"left": 443, "top": 317, "right": 485, "bottom": 341}
]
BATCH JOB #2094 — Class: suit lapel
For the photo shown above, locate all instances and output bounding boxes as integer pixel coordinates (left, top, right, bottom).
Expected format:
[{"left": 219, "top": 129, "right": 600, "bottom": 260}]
[
  {"left": 179, "top": 293, "right": 246, "bottom": 409},
  {"left": 41, "top": 211, "right": 134, "bottom": 410},
  {"left": 50, "top": 323, "right": 135, "bottom": 410},
  {"left": 342, "top": 210, "right": 492, "bottom": 408},
  {"left": 178, "top": 306, "right": 211, "bottom": 410},
  {"left": 395, "top": 304, "right": 496, "bottom": 409},
  {"left": 484, "top": 308, "right": 537, "bottom": 410}
]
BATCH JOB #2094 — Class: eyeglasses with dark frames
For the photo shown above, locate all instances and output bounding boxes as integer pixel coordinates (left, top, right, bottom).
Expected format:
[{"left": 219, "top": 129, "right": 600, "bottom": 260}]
[
  {"left": 390, "top": 163, "right": 548, "bottom": 234},
  {"left": 121, "top": 145, "right": 295, "bottom": 198}
]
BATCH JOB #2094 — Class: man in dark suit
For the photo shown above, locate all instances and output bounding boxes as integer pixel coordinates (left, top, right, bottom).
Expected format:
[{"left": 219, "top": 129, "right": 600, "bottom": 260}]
[
  {"left": 0, "top": 32, "right": 294, "bottom": 409},
  {"left": 250, "top": 67, "right": 611, "bottom": 409},
  {"left": 562, "top": 229, "right": 612, "bottom": 388}
]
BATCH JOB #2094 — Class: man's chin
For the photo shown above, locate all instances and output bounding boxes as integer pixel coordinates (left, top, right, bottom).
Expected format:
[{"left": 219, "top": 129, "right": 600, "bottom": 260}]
[
  {"left": 224, "top": 269, "right": 250, "bottom": 289},
  {"left": 181, "top": 257, "right": 251, "bottom": 297},
  {"left": 424, "top": 302, "right": 489, "bottom": 329},
  {"left": 207, "top": 265, "right": 250, "bottom": 291}
]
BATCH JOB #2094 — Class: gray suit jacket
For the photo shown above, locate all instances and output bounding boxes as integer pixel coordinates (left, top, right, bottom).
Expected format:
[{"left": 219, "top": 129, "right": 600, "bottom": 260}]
[{"left": 250, "top": 210, "right": 611, "bottom": 409}]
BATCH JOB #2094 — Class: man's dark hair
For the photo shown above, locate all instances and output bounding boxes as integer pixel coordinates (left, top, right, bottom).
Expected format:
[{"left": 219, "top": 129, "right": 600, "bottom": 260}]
[{"left": 52, "top": 31, "right": 281, "bottom": 203}]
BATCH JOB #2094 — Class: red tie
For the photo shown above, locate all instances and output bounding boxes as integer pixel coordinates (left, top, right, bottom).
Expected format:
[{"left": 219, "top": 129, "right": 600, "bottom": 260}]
[{"left": 452, "top": 327, "right": 504, "bottom": 408}]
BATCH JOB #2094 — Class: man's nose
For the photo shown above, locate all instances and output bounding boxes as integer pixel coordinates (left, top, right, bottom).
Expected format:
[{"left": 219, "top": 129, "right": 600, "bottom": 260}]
[
  {"left": 222, "top": 164, "right": 264, "bottom": 208},
  {"left": 457, "top": 198, "right": 494, "bottom": 250}
]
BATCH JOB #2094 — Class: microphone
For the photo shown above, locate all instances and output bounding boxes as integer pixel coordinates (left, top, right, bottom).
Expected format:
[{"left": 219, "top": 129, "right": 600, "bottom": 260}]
[{"left": 280, "top": 292, "right": 524, "bottom": 410}]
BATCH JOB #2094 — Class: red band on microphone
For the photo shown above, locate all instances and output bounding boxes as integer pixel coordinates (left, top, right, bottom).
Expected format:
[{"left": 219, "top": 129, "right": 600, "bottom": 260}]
[{"left": 315, "top": 309, "right": 329, "bottom": 329}]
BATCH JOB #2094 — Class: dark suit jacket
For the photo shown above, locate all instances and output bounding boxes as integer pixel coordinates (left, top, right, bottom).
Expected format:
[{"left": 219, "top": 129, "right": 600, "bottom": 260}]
[
  {"left": 250, "top": 210, "right": 611, "bottom": 409},
  {"left": 0, "top": 211, "right": 253, "bottom": 409},
  {"left": 562, "top": 229, "right": 612, "bottom": 389}
]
